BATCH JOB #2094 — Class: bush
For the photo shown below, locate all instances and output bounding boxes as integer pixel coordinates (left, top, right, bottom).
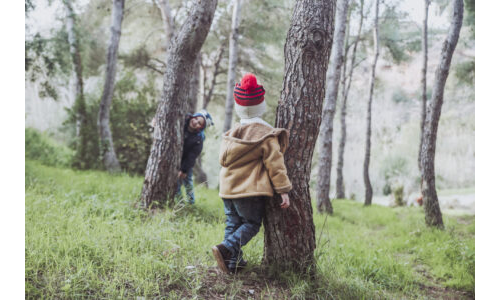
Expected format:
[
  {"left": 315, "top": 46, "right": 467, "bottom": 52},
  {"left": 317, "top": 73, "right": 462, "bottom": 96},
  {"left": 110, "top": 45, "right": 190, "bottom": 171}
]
[
  {"left": 381, "top": 155, "right": 409, "bottom": 187},
  {"left": 382, "top": 183, "right": 392, "bottom": 196},
  {"left": 64, "top": 71, "right": 158, "bottom": 174},
  {"left": 455, "top": 59, "right": 475, "bottom": 86},
  {"left": 391, "top": 88, "right": 410, "bottom": 104},
  {"left": 393, "top": 185, "right": 404, "bottom": 206},
  {"left": 25, "top": 128, "right": 73, "bottom": 167}
]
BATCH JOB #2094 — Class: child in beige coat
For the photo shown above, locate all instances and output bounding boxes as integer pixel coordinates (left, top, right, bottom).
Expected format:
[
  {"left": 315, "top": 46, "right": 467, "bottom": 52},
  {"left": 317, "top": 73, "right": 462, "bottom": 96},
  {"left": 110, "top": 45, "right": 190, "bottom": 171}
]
[{"left": 212, "top": 73, "right": 292, "bottom": 274}]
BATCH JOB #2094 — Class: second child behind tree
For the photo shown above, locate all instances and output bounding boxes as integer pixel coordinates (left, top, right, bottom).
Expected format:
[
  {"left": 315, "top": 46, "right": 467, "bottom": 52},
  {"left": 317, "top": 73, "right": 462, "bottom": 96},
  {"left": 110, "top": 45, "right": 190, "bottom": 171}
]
[{"left": 175, "top": 110, "right": 213, "bottom": 205}]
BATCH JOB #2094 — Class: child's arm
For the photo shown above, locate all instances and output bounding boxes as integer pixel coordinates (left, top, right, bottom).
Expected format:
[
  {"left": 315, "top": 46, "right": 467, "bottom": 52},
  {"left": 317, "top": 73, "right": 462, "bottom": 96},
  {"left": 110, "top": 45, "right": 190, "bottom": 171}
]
[
  {"left": 262, "top": 137, "right": 292, "bottom": 194},
  {"left": 280, "top": 193, "right": 290, "bottom": 209}
]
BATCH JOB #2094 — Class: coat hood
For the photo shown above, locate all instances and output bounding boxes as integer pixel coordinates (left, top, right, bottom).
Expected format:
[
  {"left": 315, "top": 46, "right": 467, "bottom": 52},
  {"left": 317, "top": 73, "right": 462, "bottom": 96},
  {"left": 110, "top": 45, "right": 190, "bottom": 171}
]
[{"left": 220, "top": 123, "right": 289, "bottom": 168}]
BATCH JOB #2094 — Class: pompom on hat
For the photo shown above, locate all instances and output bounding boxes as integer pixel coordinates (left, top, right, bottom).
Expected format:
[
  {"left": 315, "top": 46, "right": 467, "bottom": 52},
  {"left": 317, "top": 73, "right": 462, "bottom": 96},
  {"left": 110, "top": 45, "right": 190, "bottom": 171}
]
[{"left": 233, "top": 73, "right": 267, "bottom": 119}]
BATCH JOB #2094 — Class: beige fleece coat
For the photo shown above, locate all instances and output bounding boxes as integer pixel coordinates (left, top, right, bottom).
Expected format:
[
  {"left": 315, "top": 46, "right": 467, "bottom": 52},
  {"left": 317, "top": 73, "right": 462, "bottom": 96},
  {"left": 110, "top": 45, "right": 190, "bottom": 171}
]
[{"left": 219, "top": 123, "right": 292, "bottom": 199}]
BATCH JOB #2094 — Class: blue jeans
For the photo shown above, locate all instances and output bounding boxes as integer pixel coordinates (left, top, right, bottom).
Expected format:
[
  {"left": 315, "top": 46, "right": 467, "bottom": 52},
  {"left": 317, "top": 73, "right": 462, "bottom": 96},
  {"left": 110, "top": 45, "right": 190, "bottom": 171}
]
[
  {"left": 221, "top": 197, "right": 265, "bottom": 268},
  {"left": 175, "top": 169, "right": 195, "bottom": 204}
]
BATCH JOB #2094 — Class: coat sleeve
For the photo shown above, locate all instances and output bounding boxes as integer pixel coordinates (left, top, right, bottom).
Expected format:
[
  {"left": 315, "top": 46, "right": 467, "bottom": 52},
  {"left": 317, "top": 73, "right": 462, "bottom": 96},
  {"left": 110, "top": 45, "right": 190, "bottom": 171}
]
[
  {"left": 262, "top": 137, "right": 292, "bottom": 194},
  {"left": 181, "top": 141, "right": 203, "bottom": 173}
]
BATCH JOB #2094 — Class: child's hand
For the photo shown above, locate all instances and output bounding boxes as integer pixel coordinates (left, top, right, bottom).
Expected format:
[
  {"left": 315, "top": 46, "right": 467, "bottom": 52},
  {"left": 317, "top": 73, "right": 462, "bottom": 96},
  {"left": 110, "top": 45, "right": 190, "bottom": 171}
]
[
  {"left": 280, "top": 193, "right": 290, "bottom": 209},
  {"left": 178, "top": 171, "right": 187, "bottom": 179}
]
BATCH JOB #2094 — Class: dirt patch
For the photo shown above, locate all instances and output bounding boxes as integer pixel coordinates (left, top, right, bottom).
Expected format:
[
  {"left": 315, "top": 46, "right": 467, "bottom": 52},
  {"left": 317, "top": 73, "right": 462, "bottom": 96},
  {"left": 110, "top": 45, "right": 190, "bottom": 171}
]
[
  {"left": 417, "top": 283, "right": 473, "bottom": 300},
  {"left": 414, "top": 264, "right": 474, "bottom": 300},
  {"left": 158, "top": 266, "right": 292, "bottom": 299},
  {"left": 197, "top": 267, "right": 291, "bottom": 299},
  {"left": 456, "top": 215, "right": 474, "bottom": 226}
]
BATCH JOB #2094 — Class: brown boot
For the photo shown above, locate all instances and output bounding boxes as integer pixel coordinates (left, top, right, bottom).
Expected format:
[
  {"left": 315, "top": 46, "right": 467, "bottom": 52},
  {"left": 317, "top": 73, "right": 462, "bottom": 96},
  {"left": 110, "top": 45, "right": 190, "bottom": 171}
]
[{"left": 212, "top": 244, "right": 231, "bottom": 274}]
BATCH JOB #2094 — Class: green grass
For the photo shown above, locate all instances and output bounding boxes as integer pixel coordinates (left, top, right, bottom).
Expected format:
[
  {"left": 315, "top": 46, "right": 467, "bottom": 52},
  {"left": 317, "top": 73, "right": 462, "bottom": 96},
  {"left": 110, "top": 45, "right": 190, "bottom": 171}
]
[
  {"left": 25, "top": 160, "right": 474, "bottom": 299},
  {"left": 437, "top": 187, "right": 475, "bottom": 196}
]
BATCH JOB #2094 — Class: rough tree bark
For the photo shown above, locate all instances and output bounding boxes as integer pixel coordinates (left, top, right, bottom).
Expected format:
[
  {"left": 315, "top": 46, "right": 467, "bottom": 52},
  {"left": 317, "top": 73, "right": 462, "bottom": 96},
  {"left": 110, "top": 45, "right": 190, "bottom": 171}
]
[
  {"left": 98, "top": 0, "right": 124, "bottom": 173},
  {"left": 263, "top": 0, "right": 334, "bottom": 274},
  {"left": 363, "top": 0, "right": 379, "bottom": 206},
  {"left": 336, "top": 0, "right": 364, "bottom": 199},
  {"left": 316, "top": 0, "right": 348, "bottom": 214},
  {"left": 187, "top": 54, "right": 201, "bottom": 114},
  {"left": 156, "top": 0, "right": 207, "bottom": 186},
  {"left": 223, "top": 0, "right": 242, "bottom": 133},
  {"left": 418, "top": 0, "right": 430, "bottom": 172},
  {"left": 422, "top": 0, "right": 463, "bottom": 228},
  {"left": 140, "top": 0, "right": 218, "bottom": 209}
]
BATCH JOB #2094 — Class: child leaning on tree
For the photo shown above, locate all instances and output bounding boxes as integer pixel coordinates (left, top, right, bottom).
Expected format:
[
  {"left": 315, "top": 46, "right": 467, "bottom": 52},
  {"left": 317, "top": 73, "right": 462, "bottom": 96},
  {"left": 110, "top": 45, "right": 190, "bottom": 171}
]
[{"left": 212, "top": 73, "right": 292, "bottom": 274}]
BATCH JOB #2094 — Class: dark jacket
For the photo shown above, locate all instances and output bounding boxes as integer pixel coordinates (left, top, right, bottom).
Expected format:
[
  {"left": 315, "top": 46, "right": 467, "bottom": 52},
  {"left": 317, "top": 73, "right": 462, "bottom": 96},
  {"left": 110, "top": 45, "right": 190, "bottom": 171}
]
[{"left": 180, "top": 115, "right": 204, "bottom": 173}]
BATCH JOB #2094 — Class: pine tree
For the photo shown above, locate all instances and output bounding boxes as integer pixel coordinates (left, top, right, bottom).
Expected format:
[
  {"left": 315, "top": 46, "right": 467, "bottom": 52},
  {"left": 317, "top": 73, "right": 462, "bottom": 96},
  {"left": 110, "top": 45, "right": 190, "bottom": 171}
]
[{"left": 263, "top": 0, "right": 334, "bottom": 274}]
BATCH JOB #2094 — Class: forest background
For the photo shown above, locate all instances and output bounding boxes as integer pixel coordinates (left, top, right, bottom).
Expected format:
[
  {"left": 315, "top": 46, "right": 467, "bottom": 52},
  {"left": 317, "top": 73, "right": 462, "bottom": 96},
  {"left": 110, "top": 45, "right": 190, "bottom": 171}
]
[
  {"left": 9, "top": 0, "right": 499, "bottom": 298},
  {"left": 25, "top": 0, "right": 474, "bottom": 209}
]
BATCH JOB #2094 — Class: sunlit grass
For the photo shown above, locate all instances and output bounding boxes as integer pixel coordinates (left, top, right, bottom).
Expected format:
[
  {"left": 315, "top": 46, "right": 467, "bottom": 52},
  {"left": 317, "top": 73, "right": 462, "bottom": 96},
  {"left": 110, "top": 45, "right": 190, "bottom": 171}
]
[{"left": 25, "top": 160, "right": 474, "bottom": 299}]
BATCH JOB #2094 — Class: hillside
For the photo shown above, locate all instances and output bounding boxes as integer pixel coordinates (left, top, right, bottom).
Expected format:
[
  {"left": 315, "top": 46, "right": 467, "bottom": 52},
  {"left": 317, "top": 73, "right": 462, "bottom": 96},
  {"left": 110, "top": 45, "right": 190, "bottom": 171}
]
[{"left": 26, "top": 160, "right": 474, "bottom": 299}]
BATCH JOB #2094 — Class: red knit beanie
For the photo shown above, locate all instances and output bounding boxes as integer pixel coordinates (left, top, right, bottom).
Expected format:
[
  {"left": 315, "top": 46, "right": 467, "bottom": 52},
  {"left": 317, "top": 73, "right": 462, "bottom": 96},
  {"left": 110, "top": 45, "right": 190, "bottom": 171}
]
[
  {"left": 233, "top": 73, "right": 267, "bottom": 119},
  {"left": 233, "top": 73, "right": 265, "bottom": 106}
]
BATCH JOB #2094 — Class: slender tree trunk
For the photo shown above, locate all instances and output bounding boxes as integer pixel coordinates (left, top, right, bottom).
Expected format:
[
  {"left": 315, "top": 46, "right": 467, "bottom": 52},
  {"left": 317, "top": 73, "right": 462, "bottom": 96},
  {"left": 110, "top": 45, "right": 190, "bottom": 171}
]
[
  {"left": 98, "top": 0, "right": 124, "bottom": 173},
  {"left": 363, "top": 0, "right": 379, "bottom": 206},
  {"left": 155, "top": 0, "right": 175, "bottom": 49},
  {"left": 140, "top": 0, "right": 218, "bottom": 209},
  {"left": 63, "top": 0, "right": 84, "bottom": 136},
  {"left": 223, "top": 0, "right": 242, "bottom": 133},
  {"left": 203, "top": 45, "right": 225, "bottom": 109},
  {"left": 422, "top": 0, "right": 463, "bottom": 228},
  {"left": 263, "top": 0, "right": 334, "bottom": 274},
  {"left": 336, "top": 0, "right": 364, "bottom": 199},
  {"left": 316, "top": 0, "right": 348, "bottom": 214},
  {"left": 418, "top": 0, "right": 430, "bottom": 172},
  {"left": 63, "top": 0, "right": 89, "bottom": 169}
]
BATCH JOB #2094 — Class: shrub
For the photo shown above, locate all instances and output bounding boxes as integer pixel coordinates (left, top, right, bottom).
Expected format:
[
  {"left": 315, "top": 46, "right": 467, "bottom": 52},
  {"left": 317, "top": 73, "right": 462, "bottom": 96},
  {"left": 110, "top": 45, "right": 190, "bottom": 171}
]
[
  {"left": 381, "top": 155, "right": 409, "bottom": 187},
  {"left": 455, "top": 60, "right": 474, "bottom": 86},
  {"left": 383, "top": 183, "right": 392, "bottom": 196},
  {"left": 64, "top": 71, "right": 158, "bottom": 174},
  {"left": 25, "top": 128, "right": 73, "bottom": 167},
  {"left": 393, "top": 185, "right": 404, "bottom": 206},
  {"left": 391, "top": 88, "right": 410, "bottom": 104}
]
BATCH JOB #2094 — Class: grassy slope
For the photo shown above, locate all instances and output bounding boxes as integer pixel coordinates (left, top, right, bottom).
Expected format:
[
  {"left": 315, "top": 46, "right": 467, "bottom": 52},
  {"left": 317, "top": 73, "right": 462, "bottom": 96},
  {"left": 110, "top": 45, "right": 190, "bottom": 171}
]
[{"left": 25, "top": 160, "right": 474, "bottom": 299}]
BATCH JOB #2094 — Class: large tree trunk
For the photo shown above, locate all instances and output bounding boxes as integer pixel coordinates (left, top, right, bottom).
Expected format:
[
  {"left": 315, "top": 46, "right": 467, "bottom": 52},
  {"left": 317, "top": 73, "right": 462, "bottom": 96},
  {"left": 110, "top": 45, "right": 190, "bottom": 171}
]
[
  {"left": 222, "top": 0, "right": 242, "bottom": 133},
  {"left": 63, "top": 0, "right": 89, "bottom": 169},
  {"left": 263, "top": 0, "right": 334, "bottom": 274},
  {"left": 140, "top": 0, "right": 218, "bottom": 209},
  {"left": 336, "top": 0, "right": 364, "bottom": 199},
  {"left": 422, "top": 0, "right": 463, "bottom": 228},
  {"left": 418, "top": 0, "right": 430, "bottom": 172},
  {"left": 187, "top": 54, "right": 201, "bottom": 114},
  {"left": 363, "top": 0, "right": 379, "bottom": 206},
  {"left": 316, "top": 0, "right": 348, "bottom": 214},
  {"left": 98, "top": 0, "right": 124, "bottom": 173}
]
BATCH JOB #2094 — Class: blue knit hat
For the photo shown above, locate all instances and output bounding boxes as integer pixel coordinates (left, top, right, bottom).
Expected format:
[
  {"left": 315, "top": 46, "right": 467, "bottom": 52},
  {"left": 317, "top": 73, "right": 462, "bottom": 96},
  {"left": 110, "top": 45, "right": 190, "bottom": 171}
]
[{"left": 192, "top": 109, "right": 214, "bottom": 131}]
